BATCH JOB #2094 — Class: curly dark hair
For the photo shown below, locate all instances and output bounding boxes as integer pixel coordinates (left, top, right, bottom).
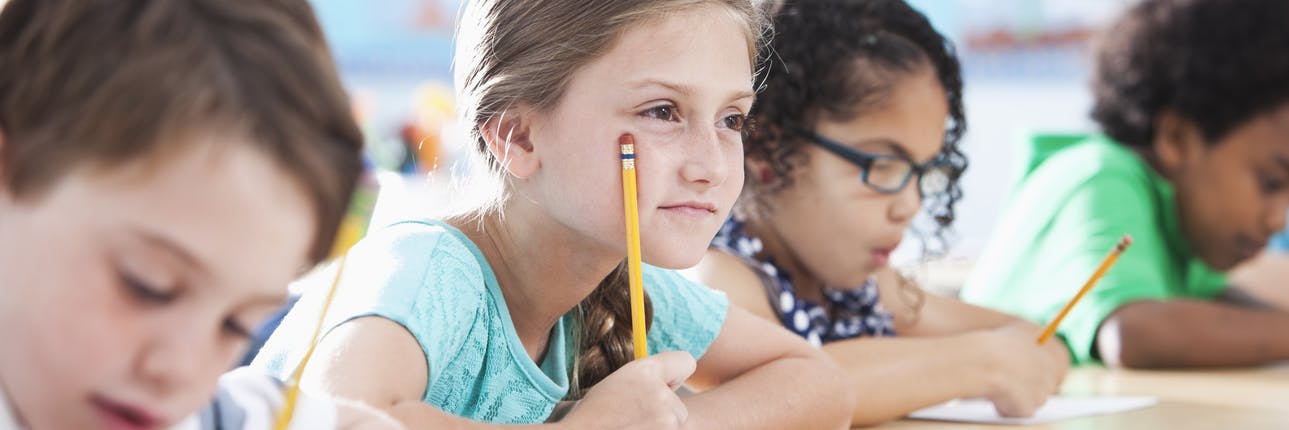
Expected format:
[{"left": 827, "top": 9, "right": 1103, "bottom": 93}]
[
  {"left": 1092, "top": 0, "right": 1289, "bottom": 149},
  {"left": 740, "top": 0, "right": 967, "bottom": 255}
]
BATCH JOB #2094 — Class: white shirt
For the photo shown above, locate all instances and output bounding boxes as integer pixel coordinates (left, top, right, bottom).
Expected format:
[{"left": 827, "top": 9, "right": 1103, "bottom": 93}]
[{"left": 170, "top": 367, "right": 336, "bottom": 430}]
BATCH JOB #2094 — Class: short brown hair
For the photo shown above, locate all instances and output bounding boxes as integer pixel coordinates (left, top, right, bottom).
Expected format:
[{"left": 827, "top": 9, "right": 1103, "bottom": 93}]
[
  {"left": 0, "top": 0, "right": 363, "bottom": 264},
  {"left": 1090, "top": 0, "right": 1289, "bottom": 149}
]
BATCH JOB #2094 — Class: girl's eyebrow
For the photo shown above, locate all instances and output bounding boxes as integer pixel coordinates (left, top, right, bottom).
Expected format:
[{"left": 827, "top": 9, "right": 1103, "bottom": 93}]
[
  {"left": 626, "top": 78, "right": 693, "bottom": 96},
  {"left": 852, "top": 137, "right": 913, "bottom": 159},
  {"left": 728, "top": 90, "right": 756, "bottom": 105},
  {"left": 626, "top": 78, "right": 755, "bottom": 105},
  {"left": 851, "top": 137, "right": 943, "bottom": 164}
]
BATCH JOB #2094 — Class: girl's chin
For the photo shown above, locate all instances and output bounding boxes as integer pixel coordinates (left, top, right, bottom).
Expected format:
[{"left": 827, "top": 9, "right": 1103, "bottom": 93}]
[{"left": 642, "top": 248, "right": 706, "bottom": 270}]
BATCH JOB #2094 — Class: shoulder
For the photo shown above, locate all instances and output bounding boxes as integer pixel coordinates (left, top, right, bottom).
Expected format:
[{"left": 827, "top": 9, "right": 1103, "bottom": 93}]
[
  {"left": 690, "top": 250, "right": 765, "bottom": 293},
  {"left": 685, "top": 249, "right": 777, "bottom": 321},
  {"left": 1013, "top": 139, "right": 1160, "bottom": 231},
  {"left": 1032, "top": 137, "right": 1155, "bottom": 193},
  {"left": 271, "top": 220, "right": 490, "bottom": 370},
  {"left": 641, "top": 264, "right": 728, "bottom": 311},
  {"left": 330, "top": 220, "right": 489, "bottom": 319},
  {"left": 358, "top": 219, "right": 476, "bottom": 272},
  {"left": 643, "top": 264, "right": 731, "bottom": 359}
]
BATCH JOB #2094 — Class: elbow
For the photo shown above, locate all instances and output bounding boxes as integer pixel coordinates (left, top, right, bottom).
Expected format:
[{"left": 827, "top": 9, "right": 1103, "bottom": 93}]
[
  {"left": 807, "top": 349, "right": 858, "bottom": 429},
  {"left": 1113, "top": 349, "right": 1159, "bottom": 370},
  {"left": 827, "top": 359, "right": 860, "bottom": 429},
  {"left": 848, "top": 408, "right": 902, "bottom": 428},
  {"left": 1096, "top": 304, "right": 1168, "bottom": 369},
  {"left": 831, "top": 370, "right": 914, "bottom": 428}
]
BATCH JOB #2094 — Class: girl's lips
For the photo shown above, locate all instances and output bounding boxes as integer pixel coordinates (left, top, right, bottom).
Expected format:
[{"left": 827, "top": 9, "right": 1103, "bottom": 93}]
[
  {"left": 91, "top": 395, "right": 163, "bottom": 430},
  {"left": 871, "top": 239, "right": 901, "bottom": 267},
  {"left": 659, "top": 201, "right": 717, "bottom": 217},
  {"left": 872, "top": 249, "right": 892, "bottom": 267}
]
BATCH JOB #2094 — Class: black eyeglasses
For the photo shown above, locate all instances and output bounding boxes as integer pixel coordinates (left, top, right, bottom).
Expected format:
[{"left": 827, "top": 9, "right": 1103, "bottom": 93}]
[{"left": 793, "top": 127, "right": 954, "bottom": 196}]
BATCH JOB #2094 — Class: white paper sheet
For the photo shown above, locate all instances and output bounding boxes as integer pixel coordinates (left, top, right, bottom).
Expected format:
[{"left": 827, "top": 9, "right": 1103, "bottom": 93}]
[{"left": 907, "top": 395, "right": 1158, "bottom": 425}]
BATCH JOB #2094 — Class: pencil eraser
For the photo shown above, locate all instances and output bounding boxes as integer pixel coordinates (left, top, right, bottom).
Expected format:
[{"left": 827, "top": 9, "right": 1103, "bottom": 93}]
[{"left": 1116, "top": 234, "right": 1133, "bottom": 251}]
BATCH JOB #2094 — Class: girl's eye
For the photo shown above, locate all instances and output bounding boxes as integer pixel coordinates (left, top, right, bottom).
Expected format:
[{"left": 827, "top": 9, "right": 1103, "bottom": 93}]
[
  {"left": 720, "top": 114, "right": 748, "bottom": 132},
  {"left": 223, "top": 318, "right": 253, "bottom": 340},
  {"left": 120, "top": 272, "right": 176, "bottom": 304},
  {"left": 1261, "top": 174, "right": 1286, "bottom": 194},
  {"left": 640, "top": 104, "right": 679, "bottom": 122}
]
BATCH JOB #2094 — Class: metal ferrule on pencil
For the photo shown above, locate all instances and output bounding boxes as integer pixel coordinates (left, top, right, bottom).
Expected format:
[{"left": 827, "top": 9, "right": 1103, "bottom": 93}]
[{"left": 620, "top": 143, "right": 636, "bottom": 170}]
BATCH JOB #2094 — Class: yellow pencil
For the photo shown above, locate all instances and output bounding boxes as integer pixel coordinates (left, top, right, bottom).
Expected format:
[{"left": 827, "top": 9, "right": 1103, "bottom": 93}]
[
  {"left": 620, "top": 134, "right": 648, "bottom": 360},
  {"left": 274, "top": 255, "right": 347, "bottom": 430},
  {"left": 274, "top": 172, "right": 378, "bottom": 429},
  {"left": 1037, "top": 234, "right": 1133, "bottom": 344}
]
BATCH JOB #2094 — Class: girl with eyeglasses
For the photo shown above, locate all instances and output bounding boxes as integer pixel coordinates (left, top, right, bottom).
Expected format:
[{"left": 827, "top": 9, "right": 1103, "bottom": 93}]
[{"left": 689, "top": 0, "right": 1069, "bottom": 425}]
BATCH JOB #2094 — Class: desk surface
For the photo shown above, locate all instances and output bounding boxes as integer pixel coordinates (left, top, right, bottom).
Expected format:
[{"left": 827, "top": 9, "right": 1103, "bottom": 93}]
[{"left": 868, "top": 365, "right": 1289, "bottom": 429}]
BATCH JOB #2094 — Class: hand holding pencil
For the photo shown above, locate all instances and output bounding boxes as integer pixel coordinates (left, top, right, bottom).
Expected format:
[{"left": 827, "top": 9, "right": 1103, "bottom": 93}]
[
  {"left": 970, "top": 235, "right": 1132, "bottom": 417},
  {"left": 976, "top": 323, "right": 1067, "bottom": 418}
]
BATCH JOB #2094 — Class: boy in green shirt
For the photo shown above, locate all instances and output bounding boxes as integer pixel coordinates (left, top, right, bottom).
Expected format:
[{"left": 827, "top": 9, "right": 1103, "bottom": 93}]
[{"left": 962, "top": 0, "right": 1289, "bottom": 368}]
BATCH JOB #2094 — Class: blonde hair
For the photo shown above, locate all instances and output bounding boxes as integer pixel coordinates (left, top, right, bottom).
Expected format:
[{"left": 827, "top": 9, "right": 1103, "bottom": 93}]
[{"left": 453, "top": 0, "right": 769, "bottom": 397}]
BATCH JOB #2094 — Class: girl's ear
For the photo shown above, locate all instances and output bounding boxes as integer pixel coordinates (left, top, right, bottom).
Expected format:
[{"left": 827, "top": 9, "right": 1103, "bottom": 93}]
[
  {"left": 746, "top": 157, "right": 775, "bottom": 185},
  {"left": 480, "top": 103, "right": 541, "bottom": 179},
  {"left": 1152, "top": 110, "right": 1206, "bottom": 175}
]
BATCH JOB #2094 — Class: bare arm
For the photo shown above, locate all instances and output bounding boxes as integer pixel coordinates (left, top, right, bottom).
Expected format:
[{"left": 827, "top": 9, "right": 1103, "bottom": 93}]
[
  {"left": 833, "top": 269, "right": 1068, "bottom": 425},
  {"left": 874, "top": 267, "right": 1024, "bottom": 335},
  {"left": 1228, "top": 251, "right": 1289, "bottom": 311},
  {"left": 1097, "top": 299, "right": 1289, "bottom": 368},
  {"left": 877, "top": 267, "right": 1071, "bottom": 374},
  {"left": 821, "top": 331, "right": 1054, "bottom": 426},
  {"left": 301, "top": 317, "right": 558, "bottom": 429},
  {"left": 682, "top": 305, "right": 854, "bottom": 430},
  {"left": 304, "top": 313, "right": 726, "bottom": 430},
  {"left": 692, "top": 251, "right": 1066, "bottom": 426}
]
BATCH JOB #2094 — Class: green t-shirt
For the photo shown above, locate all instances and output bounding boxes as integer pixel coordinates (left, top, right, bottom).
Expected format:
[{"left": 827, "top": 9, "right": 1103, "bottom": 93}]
[
  {"left": 254, "top": 219, "right": 728, "bottom": 424},
  {"left": 960, "top": 134, "right": 1227, "bottom": 364}
]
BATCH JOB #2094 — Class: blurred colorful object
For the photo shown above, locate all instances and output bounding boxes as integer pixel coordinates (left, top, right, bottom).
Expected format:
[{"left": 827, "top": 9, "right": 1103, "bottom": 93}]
[
  {"left": 308, "top": 0, "right": 461, "bottom": 174},
  {"left": 397, "top": 83, "right": 455, "bottom": 173},
  {"left": 328, "top": 163, "right": 381, "bottom": 259}
]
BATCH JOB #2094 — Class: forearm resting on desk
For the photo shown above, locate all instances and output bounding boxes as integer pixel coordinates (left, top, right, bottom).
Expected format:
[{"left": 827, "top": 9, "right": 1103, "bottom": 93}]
[
  {"left": 822, "top": 336, "right": 995, "bottom": 426},
  {"left": 1097, "top": 299, "right": 1289, "bottom": 368},
  {"left": 681, "top": 355, "right": 853, "bottom": 430},
  {"left": 823, "top": 328, "right": 1066, "bottom": 426}
]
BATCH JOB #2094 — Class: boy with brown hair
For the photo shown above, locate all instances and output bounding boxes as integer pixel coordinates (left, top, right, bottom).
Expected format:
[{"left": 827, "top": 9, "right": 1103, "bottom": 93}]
[
  {"left": 0, "top": 0, "right": 394, "bottom": 428},
  {"left": 963, "top": 0, "right": 1289, "bottom": 369}
]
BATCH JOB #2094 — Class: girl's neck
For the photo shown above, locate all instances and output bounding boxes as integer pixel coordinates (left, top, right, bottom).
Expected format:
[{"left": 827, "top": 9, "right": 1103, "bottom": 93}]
[
  {"left": 742, "top": 217, "right": 827, "bottom": 304},
  {"left": 451, "top": 198, "right": 622, "bottom": 361}
]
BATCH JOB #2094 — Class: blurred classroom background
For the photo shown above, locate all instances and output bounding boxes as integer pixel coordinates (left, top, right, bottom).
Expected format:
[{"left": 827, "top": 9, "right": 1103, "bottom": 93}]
[{"left": 314, "top": 0, "right": 1136, "bottom": 288}]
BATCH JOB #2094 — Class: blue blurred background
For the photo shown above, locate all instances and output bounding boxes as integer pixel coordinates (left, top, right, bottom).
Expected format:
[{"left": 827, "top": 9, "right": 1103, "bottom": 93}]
[{"left": 311, "top": 0, "right": 1136, "bottom": 265}]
